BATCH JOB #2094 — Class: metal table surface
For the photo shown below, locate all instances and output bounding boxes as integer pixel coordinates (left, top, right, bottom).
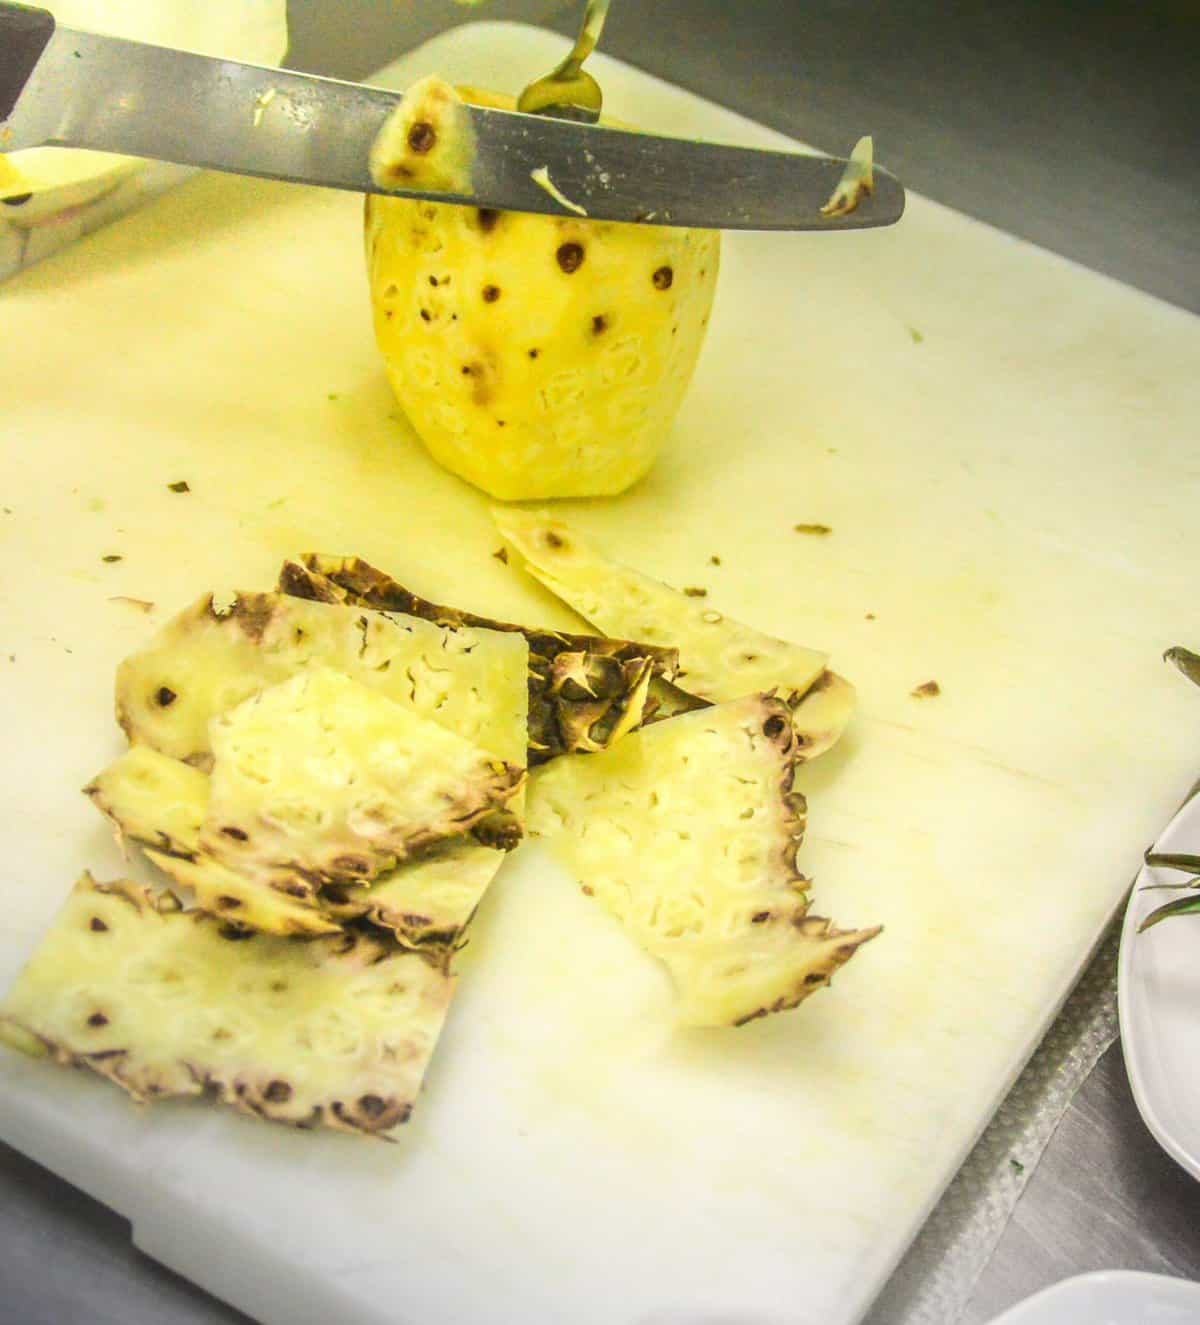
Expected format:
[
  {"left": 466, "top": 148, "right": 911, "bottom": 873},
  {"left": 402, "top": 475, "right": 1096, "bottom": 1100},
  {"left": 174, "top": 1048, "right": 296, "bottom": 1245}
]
[{"left": 2, "top": 2, "right": 1198, "bottom": 1321}]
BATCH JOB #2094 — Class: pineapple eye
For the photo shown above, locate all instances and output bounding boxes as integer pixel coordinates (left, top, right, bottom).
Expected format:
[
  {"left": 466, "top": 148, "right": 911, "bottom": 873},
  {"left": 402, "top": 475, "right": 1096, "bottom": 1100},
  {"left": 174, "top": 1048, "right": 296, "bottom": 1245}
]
[
  {"left": 591, "top": 314, "right": 608, "bottom": 335},
  {"left": 358, "top": 1093, "right": 387, "bottom": 1119},
  {"left": 477, "top": 208, "right": 499, "bottom": 232},
  {"left": 556, "top": 242, "right": 584, "bottom": 273},
  {"left": 88, "top": 917, "right": 109, "bottom": 933},
  {"left": 406, "top": 121, "right": 436, "bottom": 154},
  {"left": 762, "top": 714, "right": 786, "bottom": 740},
  {"left": 86, "top": 1011, "right": 109, "bottom": 1027},
  {"left": 263, "top": 1079, "right": 293, "bottom": 1103},
  {"left": 481, "top": 284, "right": 501, "bottom": 302},
  {"left": 154, "top": 685, "right": 177, "bottom": 707},
  {"left": 652, "top": 265, "right": 674, "bottom": 290}
]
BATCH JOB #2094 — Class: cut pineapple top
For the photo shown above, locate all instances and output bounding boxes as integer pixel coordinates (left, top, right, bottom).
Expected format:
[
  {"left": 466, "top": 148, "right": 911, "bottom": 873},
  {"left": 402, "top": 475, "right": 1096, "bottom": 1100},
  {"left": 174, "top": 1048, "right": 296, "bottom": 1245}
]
[
  {"left": 203, "top": 668, "right": 524, "bottom": 886},
  {"left": 494, "top": 509, "right": 831, "bottom": 708},
  {"left": 0, "top": 874, "right": 454, "bottom": 1138},
  {"left": 279, "top": 554, "right": 677, "bottom": 763},
  {"left": 528, "top": 695, "right": 879, "bottom": 1026},
  {"left": 365, "top": 95, "right": 720, "bottom": 501},
  {"left": 115, "top": 591, "right": 529, "bottom": 769}
]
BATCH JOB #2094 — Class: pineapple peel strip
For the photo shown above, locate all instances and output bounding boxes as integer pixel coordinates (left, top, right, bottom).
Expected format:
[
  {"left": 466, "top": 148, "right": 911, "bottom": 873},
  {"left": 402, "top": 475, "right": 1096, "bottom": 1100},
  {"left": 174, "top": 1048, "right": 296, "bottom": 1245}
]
[
  {"left": 201, "top": 667, "right": 525, "bottom": 888},
  {"left": 278, "top": 554, "right": 677, "bottom": 764},
  {"left": 0, "top": 874, "right": 453, "bottom": 1138},
  {"left": 114, "top": 590, "right": 529, "bottom": 770},
  {"left": 85, "top": 745, "right": 503, "bottom": 949},
  {"left": 528, "top": 694, "right": 879, "bottom": 1027},
  {"left": 492, "top": 508, "right": 833, "bottom": 711}
]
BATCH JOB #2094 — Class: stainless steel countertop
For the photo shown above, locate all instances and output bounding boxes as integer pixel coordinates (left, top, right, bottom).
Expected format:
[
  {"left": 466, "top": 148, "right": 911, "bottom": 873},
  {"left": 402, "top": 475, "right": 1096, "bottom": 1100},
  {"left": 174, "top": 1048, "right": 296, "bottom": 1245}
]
[{"left": 2, "top": 2, "right": 1198, "bottom": 1320}]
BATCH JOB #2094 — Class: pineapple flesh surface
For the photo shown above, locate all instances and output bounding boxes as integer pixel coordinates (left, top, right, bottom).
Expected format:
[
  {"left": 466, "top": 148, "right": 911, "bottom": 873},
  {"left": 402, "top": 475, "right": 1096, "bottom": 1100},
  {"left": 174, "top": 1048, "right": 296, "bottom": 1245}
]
[
  {"left": 115, "top": 591, "right": 529, "bottom": 770},
  {"left": 0, "top": 874, "right": 453, "bottom": 1138},
  {"left": 279, "top": 555, "right": 678, "bottom": 763},
  {"left": 202, "top": 668, "right": 524, "bottom": 888},
  {"left": 495, "top": 509, "right": 838, "bottom": 718},
  {"left": 365, "top": 87, "right": 721, "bottom": 501},
  {"left": 528, "top": 695, "right": 879, "bottom": 1026}
]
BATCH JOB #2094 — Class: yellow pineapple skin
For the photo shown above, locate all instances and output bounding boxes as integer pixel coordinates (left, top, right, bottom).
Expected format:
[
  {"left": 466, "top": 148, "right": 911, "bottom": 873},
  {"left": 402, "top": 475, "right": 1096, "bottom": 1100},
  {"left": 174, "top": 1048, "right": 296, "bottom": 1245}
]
[{"left": 365, "top": 93, "right": 720, "bottom": 500}]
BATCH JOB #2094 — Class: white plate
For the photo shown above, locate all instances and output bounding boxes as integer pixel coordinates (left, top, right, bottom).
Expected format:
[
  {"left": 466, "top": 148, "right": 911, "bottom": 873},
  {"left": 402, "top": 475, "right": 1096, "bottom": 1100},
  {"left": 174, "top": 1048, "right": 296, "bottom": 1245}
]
[
  {"left": 1118, "top": 790, "right": 1200, "bottom": 1182},
  {"left": 985, "top": 1271, "right": 1200, "bottom": 1324}
]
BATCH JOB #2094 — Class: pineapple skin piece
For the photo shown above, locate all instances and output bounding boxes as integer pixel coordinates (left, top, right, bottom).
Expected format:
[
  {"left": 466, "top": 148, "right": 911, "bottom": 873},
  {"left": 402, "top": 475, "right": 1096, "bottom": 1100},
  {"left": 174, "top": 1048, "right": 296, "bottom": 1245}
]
[
  {"left": 86, "top": 746, "right": 340, "bottom": 937},
  {"left": 322, "top": 839, "right": 507, "bottom": 958},
  {"left": 202, "top": 668, "right": 525, "bottom": 889},
  {"left": 0, "top": 874, "right": 454, "bottom": 1138},
  {"left": 495, "top": 509, "right": 845, "bottom": 739},
  {"left": 528, "top": 694, "right": 879, "bottom": 1026},
  {"left": 115, "top": 591, "right": 529, "bottom": 771},
  {"left": 365, "top": 88, "right": 721, "bottom": 501},
  {"left": 368, "top": 75, "right": 476, "bottom": 196},
  {"left": 279, "top": 554, "right": 678, "bottom": 763},
  {"left": 87, "top": 742, "right": 505, "bottom": 951}
]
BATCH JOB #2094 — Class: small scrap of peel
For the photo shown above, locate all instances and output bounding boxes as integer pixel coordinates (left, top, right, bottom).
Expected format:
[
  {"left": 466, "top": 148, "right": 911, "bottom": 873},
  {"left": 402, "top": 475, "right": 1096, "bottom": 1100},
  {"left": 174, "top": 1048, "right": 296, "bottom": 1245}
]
[
  {"left": 530, "top": 166, "right": 588, "bottom": 216},
  {"left": 821, "top": 135, "right": 874, "bottom": 218}
]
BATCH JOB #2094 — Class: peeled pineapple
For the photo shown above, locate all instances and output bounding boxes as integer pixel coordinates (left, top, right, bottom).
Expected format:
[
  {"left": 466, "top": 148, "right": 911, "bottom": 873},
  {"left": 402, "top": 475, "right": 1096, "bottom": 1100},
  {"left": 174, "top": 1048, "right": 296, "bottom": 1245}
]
[
  {"left": 0, "top": 874, "right": 452, "bottom": 1138},
  {"left": 365, "top": 86, "right": 720, "bottom": 500},
  {"left": 528, "top": 694, "right": 879, "bottom": 1026}
]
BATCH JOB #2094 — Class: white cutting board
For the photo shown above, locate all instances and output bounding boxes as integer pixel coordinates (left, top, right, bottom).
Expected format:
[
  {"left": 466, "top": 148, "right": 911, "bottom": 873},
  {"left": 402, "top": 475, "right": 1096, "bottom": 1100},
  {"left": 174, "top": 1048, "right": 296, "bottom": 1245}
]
[{"left": 2, "top": 23, "right": 1199, "bottom": 1325}]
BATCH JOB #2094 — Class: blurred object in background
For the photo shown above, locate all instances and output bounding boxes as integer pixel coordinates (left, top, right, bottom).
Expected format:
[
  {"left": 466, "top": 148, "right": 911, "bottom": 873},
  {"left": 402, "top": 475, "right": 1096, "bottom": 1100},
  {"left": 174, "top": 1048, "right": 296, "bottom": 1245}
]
[{"left": 1, "top": 0, "right": 288, "bottom": 282}]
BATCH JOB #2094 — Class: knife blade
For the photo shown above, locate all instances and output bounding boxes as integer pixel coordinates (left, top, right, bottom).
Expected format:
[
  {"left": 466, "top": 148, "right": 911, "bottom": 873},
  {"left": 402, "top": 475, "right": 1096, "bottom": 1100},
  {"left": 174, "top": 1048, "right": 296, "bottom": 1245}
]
[{"left": 0, "top": 2, "right": 904, "bottom": 231}]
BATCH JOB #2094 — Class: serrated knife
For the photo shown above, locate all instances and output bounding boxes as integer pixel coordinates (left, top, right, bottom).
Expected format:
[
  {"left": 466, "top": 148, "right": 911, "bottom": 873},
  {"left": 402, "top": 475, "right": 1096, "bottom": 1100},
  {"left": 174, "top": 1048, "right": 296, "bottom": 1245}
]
[{"left": 0, "top": 1, "right": 904, "bottom": 231}]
